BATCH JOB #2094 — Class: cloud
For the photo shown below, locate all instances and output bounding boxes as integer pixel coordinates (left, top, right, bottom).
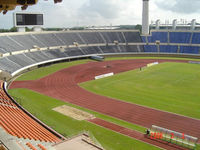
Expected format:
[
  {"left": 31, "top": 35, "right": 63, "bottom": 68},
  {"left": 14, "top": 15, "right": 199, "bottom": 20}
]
[
  {"left": 75, "top": 0, "right": 143, "bottom": 26},
  {"left": 1, "top": 0, "right": 200, "bottom": 29},
  {"left": 0, "top": 0, "right": 142, "bottom": 28},
  {"left": 78, "top": 0, "right": 120, "bottom": 19},
  {"left": 74, "top": 0, "right": 124, "bottom": 26},
  {"left": 155, "top": 0, "right": 200, "bottom": 14}
]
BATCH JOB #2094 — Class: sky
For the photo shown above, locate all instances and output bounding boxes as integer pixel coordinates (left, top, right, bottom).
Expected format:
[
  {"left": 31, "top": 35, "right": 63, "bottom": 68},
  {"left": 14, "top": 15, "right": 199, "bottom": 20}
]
[{"left": 0, "top": 0, "right": 200, "bottom": 29}]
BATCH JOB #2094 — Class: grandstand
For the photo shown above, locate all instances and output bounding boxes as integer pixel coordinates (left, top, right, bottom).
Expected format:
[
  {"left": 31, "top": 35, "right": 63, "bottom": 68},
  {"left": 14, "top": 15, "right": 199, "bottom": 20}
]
[
  {"left": 0, "top": 30, "right": 144, "bottom": 80},
  {"left": 142, "top": 30, "right": 200, "bottom": 54},
  {"left": 0, "top": 80, "right": 63, "bottom": 149},
  {"left": 1, "top": 30, "right": 200, "bottom": 81}
]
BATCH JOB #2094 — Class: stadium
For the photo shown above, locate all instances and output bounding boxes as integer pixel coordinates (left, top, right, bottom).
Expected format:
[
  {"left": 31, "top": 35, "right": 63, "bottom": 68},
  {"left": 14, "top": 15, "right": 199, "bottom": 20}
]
[{"left": 0, "top": 0, "right": 200, "bottom": 150}]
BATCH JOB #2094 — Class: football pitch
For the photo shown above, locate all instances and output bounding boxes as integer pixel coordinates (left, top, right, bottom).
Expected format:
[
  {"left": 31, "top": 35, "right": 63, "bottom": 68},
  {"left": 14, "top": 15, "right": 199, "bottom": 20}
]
[{"left": 81, "top": 62, "right": 200, "bottom": 119}]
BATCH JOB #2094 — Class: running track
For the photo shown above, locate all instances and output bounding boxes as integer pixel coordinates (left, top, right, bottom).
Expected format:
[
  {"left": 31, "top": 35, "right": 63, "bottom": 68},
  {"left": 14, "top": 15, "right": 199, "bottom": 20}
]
[
  {"left": 89, "top": 118, "right": 187, "bottom": 150},
  {"left": 10, "top": 59, "right": 200, "bottom": 146}
]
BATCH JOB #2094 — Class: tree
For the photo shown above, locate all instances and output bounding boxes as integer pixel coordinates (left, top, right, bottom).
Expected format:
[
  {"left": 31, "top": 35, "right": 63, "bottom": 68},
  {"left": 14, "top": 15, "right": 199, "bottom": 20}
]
[
  {"left": 25, "top": 27, "right": 33, "bottom": 32},
  {"left": 10, "top": 27, "right": 17, "bottom": 32},
  {"left": 135, "top": 24, "right": 142, "bottom": 32}
]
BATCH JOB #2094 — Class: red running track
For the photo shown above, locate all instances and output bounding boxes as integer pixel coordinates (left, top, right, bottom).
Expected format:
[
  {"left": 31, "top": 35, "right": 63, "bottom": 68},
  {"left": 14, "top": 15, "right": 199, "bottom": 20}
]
[
  {"left": 10, "top": 59, "right": 200, "bottom": 143},
  {"left": 89, "top": 118, "right": 188, "bottom": 150}
]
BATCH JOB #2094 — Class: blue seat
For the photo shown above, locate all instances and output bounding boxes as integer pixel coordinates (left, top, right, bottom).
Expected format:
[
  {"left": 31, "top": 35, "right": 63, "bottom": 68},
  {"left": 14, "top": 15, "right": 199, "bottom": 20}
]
[
  {"left": 141, "top": 36, "right": 146, "bottom": 43},
  {"left": 159, "top": 45, "right": 178, "bottom": 53},
  {"left": 147, "top": 32, "right": 168, "bottom": 43},
  {"left": 169, "top": 32, "right": 191, "bottom": 43},
  {"left": 191, "top": 33, "right": 200, "bottom": 44},
  {"left": 144, "top": 45, "right": 158, "bottom": 52},
  {"left": 180, "top": 46, "right": 200, "bottom": 54}
]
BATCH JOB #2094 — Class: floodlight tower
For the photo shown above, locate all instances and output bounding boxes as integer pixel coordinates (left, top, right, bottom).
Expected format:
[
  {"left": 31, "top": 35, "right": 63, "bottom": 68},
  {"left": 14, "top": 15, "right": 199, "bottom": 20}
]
[{"left": 142, "top": 0, "right": 149, "bottom": 35}]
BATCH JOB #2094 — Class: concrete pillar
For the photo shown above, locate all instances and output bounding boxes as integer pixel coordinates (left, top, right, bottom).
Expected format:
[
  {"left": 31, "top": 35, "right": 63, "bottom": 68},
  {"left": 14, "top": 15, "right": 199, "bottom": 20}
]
[
  {"left": 142, "top": 0, "right": 149, "bottom": 35},
  {"left": 155, "top": 19, "right": 160, "bottom": 30},
  {"left": 191, "top": 19, "right": 196, "bottom": 30},
  {"left": 17, "top": 27, "right": 25, "bottom": 32},
  {"left": 33, "top": 27, "right": 42, "bottom": 32},
  {"left": 172, "top": 19, "right": 177, "bottom": 30}
]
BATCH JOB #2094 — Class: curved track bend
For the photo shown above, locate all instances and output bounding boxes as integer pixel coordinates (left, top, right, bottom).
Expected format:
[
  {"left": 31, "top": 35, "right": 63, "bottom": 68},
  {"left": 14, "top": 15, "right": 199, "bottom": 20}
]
[{"left": 10, "top": 59, "right": 200, "bottom": 148}]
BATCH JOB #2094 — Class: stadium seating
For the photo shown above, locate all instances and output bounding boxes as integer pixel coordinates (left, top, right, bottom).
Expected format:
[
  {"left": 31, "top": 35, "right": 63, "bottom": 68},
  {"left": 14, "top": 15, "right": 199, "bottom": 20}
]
[
  {"left": 143, "top": 31, "right": 200, "bottom": 54},
  {"left": 11, "top": 34, "right": 45, "bottom": 49},
  {"left": 144, "top": 45, "right": 158, "bottom": 52},
  {"left": 141, "top": 36, "right": 146, "bottom": 43},
  {"left": 55, "top": 32, "right": 85, "bottom": 45},
  {"left": 0, "top": 81, "right": 61, "bottom": 143},
  {"left": 0, "top": 36, "right": 25, "bottom": 53},
  {"left": 7, "top": 54, "right": 36, "bottom": 67},
  {"left": 0, "top": 31, "right": 144, "bottom": 74},
  {"left": 38, "top": 144, "right": 47, "bottom": 150},
  {"left": 100, "top": 32, "right": 126, "bottom": 43},
  {"left": 64, "top": 47, "right": 85, "bottom": 57},
  {"left": 123, "top": 32, "right": 142, "bottom": 43},
  {"left": 148, "top": 32, "right": 168, "bottom": 43},
  {"left": 146, "top": 31, "right": 194, "bottom": 44},
  {"left": 159, "top": 45, "right": 178, "bottom": 53},
  {"left": 25, "top": 51, "right": 50, "bottom": 62},
  {"left": 98, "top": 46, "right": 119, "bottom": 53},
  {"left": 80, "top": 46, "right": 103, "bottom": 54},
  {"left": 169, "top": 32, "right": 192, "bottom": 43},
  {"left": 0, "top": 57, "right": 22, "bottom": 73},
  {"left": 33, "top": 33, "right": 64, "bottom": 47},
  {"left": 78, "top": 32, "right": 105, "bottom": 44},
  {"left": 47, "top": 49, "right": 69, "bottom": 58},
  {"left": 191, "top": 32, "right": 200, "bottom": 44},
  {"left": 126, "top": 45, "right": 144, "bottom": 52},
  {"left": 0, "top": 31, "right": 142, "bottom": 54},
  {"left": 180, "top": 46, "right": 200, "bottom": 54},
  {"left": 1, "top": 30, "right": 200, "bottom": 75},
  {"left": 26, "top": 143, "right": 37, "bottom": 150}
]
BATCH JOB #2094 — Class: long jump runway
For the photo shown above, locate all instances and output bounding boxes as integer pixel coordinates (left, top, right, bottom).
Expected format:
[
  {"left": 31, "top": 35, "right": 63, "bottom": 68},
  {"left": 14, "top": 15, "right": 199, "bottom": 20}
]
[{"left": 10, "top": 59, "right": 200, "bottom": 143}]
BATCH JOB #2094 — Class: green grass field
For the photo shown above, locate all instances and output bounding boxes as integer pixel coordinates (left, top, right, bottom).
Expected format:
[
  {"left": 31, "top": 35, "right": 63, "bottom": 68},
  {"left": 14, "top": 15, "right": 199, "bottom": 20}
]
[
  {"left": 81, "top": 62, "right": 200, "bottom": 119},
  {"left": 9, "top": 57, "right": 200, "bottom": 150},
  {"left": 8, "top": 88, "right": 160, "bottom": 150}
]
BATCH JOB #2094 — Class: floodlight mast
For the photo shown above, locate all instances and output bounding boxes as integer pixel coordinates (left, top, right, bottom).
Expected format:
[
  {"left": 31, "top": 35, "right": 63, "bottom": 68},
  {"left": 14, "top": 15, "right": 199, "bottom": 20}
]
[{"left": 142, "top": 0, "right": 149, "bottom": 35}]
